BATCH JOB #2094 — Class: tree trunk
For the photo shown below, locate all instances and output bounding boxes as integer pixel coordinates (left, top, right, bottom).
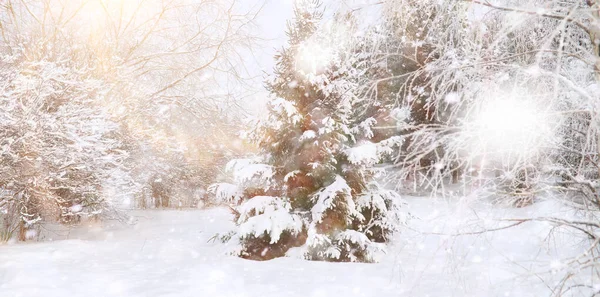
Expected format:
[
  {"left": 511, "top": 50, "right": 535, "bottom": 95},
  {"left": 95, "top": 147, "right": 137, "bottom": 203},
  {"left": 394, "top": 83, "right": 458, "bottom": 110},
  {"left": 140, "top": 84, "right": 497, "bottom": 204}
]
[{"left": 18, "top": 220, "right": 26, "bottom": 241}]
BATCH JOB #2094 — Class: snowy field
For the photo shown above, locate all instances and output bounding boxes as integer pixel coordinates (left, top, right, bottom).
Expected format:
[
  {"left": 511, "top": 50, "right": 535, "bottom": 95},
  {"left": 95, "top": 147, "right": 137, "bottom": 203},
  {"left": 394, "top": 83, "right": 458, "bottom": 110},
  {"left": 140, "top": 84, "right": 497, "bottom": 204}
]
[{"left": 0, "top": 198, "right": 584, "bottom": 297}]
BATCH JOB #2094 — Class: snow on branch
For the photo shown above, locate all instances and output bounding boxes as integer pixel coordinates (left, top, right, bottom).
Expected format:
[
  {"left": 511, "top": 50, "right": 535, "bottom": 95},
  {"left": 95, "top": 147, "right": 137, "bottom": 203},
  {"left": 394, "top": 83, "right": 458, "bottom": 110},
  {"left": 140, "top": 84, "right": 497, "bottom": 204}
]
[
  {"left": 207, "top": 183, "right": 243, "bottom": 204},
  {"left": 345, "top": 136, "right": 403, "bottom": 166},
  {"left": 225, "top": 158, "right": 275, "bottom": 189},
  {"left": 237, "top": 196, "right": 304, "bottom": 244},
  {"left": 311, "top": 175, "right": 362, "bottom": 223}
]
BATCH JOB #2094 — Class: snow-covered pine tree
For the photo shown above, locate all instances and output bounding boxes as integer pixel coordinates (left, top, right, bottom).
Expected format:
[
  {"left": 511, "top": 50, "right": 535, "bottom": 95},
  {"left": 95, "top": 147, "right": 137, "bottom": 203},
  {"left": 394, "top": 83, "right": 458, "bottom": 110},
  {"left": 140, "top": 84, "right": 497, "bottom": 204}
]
[{"left": 210, "top": 0, "right": 407, "bottom": 262}]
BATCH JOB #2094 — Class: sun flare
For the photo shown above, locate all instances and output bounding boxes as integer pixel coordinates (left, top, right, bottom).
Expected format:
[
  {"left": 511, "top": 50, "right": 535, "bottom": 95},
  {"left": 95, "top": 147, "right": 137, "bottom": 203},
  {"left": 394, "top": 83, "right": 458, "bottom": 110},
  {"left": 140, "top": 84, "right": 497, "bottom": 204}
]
[
  {"left": 466, "top": 91, "right": 557, "bottom": 162},
  {"left": 295, "top": 40, "right": 334, "bottom": 76}
]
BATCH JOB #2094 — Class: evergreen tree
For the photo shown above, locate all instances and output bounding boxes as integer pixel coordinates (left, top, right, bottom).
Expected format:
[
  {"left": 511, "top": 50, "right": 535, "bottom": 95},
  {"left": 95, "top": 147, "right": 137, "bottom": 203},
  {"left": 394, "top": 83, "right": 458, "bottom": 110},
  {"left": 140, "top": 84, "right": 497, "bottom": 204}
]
[{"left": 211, "top": 0, "right": 407, "bottom": 262}]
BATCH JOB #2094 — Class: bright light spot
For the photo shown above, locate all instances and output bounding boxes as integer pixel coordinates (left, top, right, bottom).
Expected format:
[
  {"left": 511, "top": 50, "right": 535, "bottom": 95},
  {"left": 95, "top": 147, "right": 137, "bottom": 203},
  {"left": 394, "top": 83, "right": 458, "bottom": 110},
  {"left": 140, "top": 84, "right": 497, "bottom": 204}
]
[
  {"left": 69, "top": 204, "right": 83, "bottom": 213},
  {"left": 475, "top": 98, "right": 540, "bottom": 146},
  {"left": 550, "top": 259, "right": 562, "bottom": 269},
  {"left": 295, "top": 40, "right": 334, "bottom": 76},
  {"left": 25, "top": 229, "right": 37, "bottom": 240},
  {"left": 293, "top": 20, "right": 354, "bottom": 77},
  {"left": 76, "top": 0, "right": 154, "bottom": 33},
  {"left": 465, "top": 90, "right": 556, "bottom": 162},
  {"left": 444, "top": 92, "right": 460, "bottom": 104}
]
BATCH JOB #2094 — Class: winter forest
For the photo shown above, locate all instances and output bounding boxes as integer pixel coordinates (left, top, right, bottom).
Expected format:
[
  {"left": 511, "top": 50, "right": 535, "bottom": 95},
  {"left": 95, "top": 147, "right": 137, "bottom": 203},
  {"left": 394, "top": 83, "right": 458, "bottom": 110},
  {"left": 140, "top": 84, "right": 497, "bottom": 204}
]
[{"left": 1, "top": 0, "right": 600, "bottom": 296}]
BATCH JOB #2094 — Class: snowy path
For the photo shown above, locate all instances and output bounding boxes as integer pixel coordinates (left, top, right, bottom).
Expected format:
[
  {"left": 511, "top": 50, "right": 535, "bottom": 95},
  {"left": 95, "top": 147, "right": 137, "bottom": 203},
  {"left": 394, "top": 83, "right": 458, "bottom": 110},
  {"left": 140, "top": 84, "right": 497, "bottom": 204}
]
[{"left": 0, "top": 198, "right": 580, "bottom": 297}]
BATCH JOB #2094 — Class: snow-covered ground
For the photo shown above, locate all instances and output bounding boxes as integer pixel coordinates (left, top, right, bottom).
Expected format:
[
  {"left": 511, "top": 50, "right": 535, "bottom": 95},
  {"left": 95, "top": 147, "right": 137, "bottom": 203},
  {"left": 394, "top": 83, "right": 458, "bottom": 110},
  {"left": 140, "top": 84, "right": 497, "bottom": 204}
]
[{"left": 0, "top": 198, "right": 585, "bottom": 297}]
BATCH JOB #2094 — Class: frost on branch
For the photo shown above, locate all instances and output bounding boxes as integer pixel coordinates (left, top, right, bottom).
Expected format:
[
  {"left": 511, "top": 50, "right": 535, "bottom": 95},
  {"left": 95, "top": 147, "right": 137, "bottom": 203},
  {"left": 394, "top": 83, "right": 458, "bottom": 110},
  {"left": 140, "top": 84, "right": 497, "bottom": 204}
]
[{"left": 0, "top": 59, "right": 129, "bottom": 239}]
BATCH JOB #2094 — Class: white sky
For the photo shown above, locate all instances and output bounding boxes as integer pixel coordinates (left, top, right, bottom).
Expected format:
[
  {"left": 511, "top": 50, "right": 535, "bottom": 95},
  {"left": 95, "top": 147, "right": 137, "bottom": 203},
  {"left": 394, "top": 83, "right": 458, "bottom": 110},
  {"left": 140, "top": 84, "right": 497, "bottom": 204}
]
[{"left": 254, "top": 0, "right": 294, "bottom": 67}]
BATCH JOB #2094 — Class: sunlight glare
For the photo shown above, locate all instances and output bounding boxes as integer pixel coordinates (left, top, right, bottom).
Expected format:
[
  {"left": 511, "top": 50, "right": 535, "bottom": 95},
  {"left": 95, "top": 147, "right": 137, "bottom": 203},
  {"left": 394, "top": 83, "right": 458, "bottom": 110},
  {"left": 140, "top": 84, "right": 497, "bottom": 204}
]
[
  {"left": 78, "top": 0, "right": 148, "bottom": 29},
  {"left": 295, "top": 40, "right": 334, "bottom": 76},
  {"left": 468, "top": 92, "right": 554, "bottom": 161}
]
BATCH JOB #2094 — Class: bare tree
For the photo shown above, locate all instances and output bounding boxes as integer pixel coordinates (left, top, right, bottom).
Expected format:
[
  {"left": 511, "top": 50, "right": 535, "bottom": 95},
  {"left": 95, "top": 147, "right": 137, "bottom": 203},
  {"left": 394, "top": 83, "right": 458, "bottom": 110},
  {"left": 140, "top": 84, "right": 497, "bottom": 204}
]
[
  {"left": 0, "top": 0, "right": 262, "bottom": 240},
  {"left": 354, "top": 0, "right": 600, "bottom": 294},
  {"left": 353, "top": 1, "right": 596, "bottom": 204}
]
